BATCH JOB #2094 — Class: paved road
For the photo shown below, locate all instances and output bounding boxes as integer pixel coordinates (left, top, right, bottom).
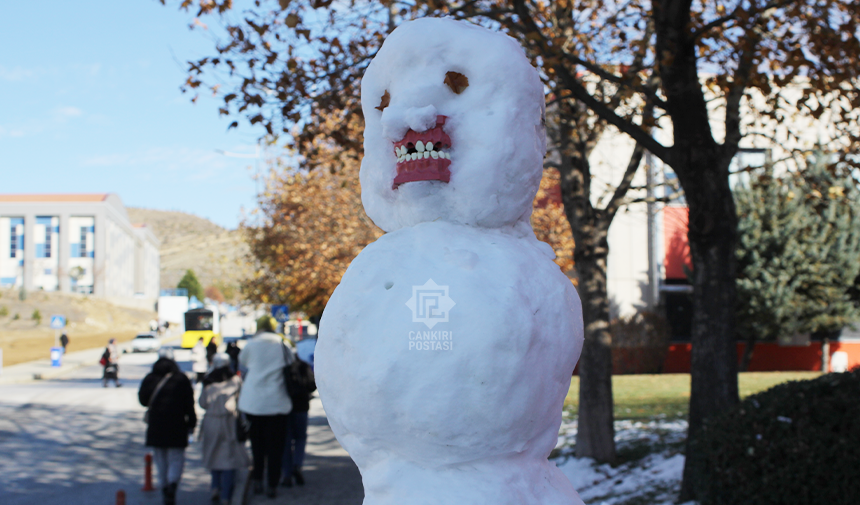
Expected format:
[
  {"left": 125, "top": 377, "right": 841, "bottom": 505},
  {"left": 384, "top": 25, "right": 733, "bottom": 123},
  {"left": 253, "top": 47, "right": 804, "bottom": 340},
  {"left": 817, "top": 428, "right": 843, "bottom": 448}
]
[{"left": 0, "top": 345, "right": 363, "bottom": 505}]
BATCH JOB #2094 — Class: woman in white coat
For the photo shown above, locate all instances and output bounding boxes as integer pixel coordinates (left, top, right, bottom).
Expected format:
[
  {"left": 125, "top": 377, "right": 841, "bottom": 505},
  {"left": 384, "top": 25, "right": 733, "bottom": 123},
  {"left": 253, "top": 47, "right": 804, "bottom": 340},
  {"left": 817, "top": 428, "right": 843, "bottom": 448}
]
[
  {"left": 199, "top": 353, "right": 250, "bottom": 505},
  {"left": 191, "top": 338, "right": 209, "bottom": 384},
  {"left": 238, "top": 316, "right": 293, "bottom": 498}
]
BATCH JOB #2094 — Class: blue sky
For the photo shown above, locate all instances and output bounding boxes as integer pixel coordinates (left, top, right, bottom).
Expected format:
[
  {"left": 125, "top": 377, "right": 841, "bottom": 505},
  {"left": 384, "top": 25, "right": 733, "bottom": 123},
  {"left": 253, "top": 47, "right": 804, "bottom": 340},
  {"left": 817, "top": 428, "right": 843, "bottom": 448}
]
[{"left": 0, "top": 1, "right": 267, "bottom": 229}]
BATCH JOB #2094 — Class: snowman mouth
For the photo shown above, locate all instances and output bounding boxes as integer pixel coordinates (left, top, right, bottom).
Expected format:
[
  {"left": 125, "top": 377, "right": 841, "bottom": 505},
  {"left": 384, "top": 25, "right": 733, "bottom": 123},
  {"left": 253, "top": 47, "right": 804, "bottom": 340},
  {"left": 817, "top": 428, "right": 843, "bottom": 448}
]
[{"left": 392, "top": 115, "right": 452, "bottom": 189}]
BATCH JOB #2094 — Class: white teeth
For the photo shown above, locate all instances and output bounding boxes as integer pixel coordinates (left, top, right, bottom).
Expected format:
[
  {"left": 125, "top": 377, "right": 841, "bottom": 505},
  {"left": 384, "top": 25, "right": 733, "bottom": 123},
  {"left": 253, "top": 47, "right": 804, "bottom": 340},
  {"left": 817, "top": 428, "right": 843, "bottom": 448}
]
[{"left": 395, "top": 142, "right": 450, "bottom": 163}]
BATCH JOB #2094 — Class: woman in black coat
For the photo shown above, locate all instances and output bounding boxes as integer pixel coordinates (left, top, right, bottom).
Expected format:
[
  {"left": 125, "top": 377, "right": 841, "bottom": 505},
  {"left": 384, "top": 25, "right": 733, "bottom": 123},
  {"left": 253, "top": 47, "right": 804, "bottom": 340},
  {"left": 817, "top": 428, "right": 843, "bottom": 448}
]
[{"left": 139, "top": 348, "right": 197, "bottom": 505}]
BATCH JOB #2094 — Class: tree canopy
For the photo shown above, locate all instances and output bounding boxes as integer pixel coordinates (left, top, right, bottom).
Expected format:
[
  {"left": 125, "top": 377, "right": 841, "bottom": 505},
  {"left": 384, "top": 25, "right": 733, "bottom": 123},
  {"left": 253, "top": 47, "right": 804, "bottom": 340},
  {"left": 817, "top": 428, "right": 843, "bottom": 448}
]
[
  {"left": 736, "top": 153, "right": 860, "bottom": 346},
  {"left": 177, "top": 269, "right": 204, "bottom": 301}
]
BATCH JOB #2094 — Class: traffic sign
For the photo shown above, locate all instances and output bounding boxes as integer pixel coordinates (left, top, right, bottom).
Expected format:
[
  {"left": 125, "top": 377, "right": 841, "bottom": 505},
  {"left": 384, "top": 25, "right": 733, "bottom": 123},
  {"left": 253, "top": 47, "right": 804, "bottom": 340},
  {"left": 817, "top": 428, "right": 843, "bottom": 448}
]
[
  {"left": 271, "top": 305, "right": 290, "bottom": 323},
  {"left": 50, "top": 347, "right": 63, "bottom": 367},
  {"left": 50, "top": 315, "right": 66, "bottom": 329}
]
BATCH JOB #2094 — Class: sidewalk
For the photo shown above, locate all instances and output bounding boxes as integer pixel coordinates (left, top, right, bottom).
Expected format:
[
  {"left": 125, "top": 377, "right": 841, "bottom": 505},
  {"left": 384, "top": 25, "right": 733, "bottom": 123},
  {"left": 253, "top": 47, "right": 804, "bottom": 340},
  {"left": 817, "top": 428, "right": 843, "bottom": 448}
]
[
  {"left": 0, "top": 332, "right": 178, "bottom": 385},
  {"left": 245, "top": 397, "right": 364, "bottom": 505}
]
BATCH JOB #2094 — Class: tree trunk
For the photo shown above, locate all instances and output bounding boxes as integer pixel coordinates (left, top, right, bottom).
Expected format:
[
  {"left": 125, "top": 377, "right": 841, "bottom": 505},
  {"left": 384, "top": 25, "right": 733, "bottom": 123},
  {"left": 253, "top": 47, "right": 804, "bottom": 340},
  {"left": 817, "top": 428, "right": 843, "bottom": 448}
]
[
  {"left": 739, "top": 334, "right": 756, "bottom": 372},
  {"left": 678, "top": 165, "right": 740, "bottom": 500},
  {"left": 574, "top": 246, "right": 616, "bottom": 464}
]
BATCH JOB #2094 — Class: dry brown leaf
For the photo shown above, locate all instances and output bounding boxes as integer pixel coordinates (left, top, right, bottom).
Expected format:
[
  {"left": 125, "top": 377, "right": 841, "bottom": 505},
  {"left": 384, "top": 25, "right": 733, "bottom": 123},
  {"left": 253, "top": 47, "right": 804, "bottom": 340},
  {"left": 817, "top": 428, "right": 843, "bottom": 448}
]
[
  {"left": 376, "top": 90, "right": 390, "bottom": 111},
  {"left": 444, "top": 71, "right": 469, "bottom": 94}
]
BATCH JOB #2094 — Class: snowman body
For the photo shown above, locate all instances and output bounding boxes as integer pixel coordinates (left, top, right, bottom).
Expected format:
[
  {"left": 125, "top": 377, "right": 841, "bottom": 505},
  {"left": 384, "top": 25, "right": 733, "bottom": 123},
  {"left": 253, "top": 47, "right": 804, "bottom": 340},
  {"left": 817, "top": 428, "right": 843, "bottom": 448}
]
[{"left": 316, "top": 18, "right": 584, "bottom": 505}]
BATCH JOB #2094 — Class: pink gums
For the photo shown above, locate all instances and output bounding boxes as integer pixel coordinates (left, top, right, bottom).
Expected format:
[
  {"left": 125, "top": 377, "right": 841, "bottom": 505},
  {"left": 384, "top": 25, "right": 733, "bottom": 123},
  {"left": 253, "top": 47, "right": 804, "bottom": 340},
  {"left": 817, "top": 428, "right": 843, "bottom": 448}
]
[{"left": 392, "top": 115, "right": 452, "bottom": 189}]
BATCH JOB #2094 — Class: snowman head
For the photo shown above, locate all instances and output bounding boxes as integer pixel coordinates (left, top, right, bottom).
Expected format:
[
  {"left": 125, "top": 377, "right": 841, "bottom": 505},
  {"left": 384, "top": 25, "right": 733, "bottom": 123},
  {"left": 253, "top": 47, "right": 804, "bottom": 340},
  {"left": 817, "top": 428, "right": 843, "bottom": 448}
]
[{"left": 360, "top": 18, "right": 546, "bottom": 232}]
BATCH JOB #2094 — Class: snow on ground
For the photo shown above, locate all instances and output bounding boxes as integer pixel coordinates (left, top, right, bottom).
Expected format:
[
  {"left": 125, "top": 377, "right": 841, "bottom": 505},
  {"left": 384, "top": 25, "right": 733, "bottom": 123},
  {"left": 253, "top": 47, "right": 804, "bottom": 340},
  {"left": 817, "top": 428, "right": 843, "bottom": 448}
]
[{"left": 554, "top": 418, "right": 697, "bottom": 505}]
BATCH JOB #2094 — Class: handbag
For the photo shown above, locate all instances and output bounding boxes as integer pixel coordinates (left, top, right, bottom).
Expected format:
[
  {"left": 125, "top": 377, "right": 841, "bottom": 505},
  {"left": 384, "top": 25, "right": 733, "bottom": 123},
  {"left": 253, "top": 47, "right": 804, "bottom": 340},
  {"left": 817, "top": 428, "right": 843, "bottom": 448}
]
[
  {"left": 282, "top": 342, "right": 298, "bottom": 400},
  {"left": 143, "top": 373, "right": 172, "bottom": 424},
  {"left": 236, "top": 411, "right": 250, "bottom": 442},
  {"left": 232, "top": 383, "right": 251, "bottom": 442}
]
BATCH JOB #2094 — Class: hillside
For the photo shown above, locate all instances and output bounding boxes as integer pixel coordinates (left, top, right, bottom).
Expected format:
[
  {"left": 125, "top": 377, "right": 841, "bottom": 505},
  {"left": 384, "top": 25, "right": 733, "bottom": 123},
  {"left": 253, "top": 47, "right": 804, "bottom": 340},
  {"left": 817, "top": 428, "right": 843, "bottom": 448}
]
[
  {"left": 126, "top": 208, "right": 250, "bottom": 301},
  {"left": 0, "top": 288, "right": 155, "bottom": 366}
]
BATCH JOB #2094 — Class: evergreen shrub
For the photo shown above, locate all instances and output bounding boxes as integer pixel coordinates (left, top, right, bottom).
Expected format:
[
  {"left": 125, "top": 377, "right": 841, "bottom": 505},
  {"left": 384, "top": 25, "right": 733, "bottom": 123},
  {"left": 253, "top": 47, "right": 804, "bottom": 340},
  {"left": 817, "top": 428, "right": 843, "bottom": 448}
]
[{"left": 690, "top": 369, "right": 860, "bottom": 505}]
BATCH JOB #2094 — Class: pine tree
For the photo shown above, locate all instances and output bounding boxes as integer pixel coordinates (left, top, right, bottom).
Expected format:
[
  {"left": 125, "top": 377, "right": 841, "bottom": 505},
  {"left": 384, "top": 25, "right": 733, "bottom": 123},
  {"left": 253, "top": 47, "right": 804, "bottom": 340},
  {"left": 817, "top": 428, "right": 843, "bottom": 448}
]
[
  {"left": 735, "top": 154, "right": 860, "bottom": 369},
  {"left": 177, "top": 269, "right": 204, "bottom": 301}
]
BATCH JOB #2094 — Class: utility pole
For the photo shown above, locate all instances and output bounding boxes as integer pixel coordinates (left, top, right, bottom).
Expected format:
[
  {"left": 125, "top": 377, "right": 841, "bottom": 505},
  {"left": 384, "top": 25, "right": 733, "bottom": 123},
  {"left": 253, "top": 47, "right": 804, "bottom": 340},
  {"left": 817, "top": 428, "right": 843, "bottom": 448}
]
[{"left": 646, "top": 150, "right": 660, "bottom": 310}]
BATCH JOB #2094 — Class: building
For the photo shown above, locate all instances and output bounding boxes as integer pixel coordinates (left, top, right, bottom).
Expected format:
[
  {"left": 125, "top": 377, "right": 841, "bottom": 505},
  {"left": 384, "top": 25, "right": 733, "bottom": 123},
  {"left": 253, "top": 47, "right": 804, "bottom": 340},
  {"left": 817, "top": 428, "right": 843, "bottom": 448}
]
[
  {"left": 572, "top": 88, "right": 860, "bottom": 372},
  {"left": 0, "top": 194, "right": 159, "bottom": 309}
]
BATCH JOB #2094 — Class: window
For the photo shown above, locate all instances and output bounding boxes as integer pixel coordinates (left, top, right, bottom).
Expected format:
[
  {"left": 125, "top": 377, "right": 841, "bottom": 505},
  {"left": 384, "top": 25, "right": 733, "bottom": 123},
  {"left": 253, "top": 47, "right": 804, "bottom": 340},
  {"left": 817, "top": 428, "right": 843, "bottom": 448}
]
[
  {"left": 9, "top": 218, "right": 23, "bottom": 258},
  {"left": 9, "top": 224, "right": 16, "bottom": 258},
  {"left": 79, "top": 226, "right": 88, "bottom": 258},
  {"left": 44, "top": 224, "right": 52, "bottom": 258},
  {"left": 36, "top": 217, "right": 55, "bottom": 259}
]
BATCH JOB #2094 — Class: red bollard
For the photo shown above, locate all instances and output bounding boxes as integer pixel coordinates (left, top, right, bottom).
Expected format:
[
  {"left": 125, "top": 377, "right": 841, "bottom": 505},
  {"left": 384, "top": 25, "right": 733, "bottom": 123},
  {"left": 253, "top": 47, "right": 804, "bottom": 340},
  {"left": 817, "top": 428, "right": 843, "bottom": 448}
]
[
  {"left": 116, "top": 489, "right": 126, "bottom": 505},
  {"left": 142, "top": 452, "right": 155, "bottom": 491}
]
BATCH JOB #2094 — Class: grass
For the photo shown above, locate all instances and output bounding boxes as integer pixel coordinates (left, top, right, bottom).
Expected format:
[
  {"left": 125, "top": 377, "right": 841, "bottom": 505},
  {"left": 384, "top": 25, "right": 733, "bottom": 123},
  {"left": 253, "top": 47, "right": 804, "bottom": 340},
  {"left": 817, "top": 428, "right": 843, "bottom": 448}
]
[{"left": 564, "top": 371, "right": 821, "bottom": 421}]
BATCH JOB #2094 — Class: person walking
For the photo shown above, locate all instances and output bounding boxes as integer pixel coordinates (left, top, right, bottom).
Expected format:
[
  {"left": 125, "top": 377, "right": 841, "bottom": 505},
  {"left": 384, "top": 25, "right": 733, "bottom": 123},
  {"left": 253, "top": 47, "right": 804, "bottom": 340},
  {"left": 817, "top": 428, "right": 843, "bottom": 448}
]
[
  {"left": 191, "top": 337, "right": 208, "bottom": 384},
  {"left": 199, "top": 353, "right": 250, "bottom": 505},
  {"left": 206, "top": 338, "right": 218, "bottom": 366},
  {"left": 225, "top": 341, "right": 241, "bottom": 373},
  {"left": 281, "top": 355, "right": 316, "bottom": 487},
  {"left": 101, "top": 338, "right": 120, "bottom": 387},
  {"left": 238, "top": 316, "right": 293, "bottom": 499},
  {"left": 59, "top": 333, "right": 69, "bottom": 352},
  {"left": 139, "top": 348, "right": 197, "bottom": 505}
]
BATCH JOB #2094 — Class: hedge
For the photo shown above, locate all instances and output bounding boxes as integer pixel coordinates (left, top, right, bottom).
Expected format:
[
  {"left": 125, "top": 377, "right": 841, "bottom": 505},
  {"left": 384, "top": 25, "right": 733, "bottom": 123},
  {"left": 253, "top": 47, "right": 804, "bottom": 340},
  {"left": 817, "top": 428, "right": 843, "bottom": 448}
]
[{"left": 689, "top": 369, "right": 860, "bottom": 505}]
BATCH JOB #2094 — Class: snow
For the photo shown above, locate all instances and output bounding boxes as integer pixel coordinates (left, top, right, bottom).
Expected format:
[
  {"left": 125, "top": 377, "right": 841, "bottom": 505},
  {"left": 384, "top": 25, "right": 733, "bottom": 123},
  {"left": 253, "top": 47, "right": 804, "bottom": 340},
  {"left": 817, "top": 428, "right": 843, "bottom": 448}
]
[
  {"left": 555, "top": 419, "right": 695, "bottom": 505},
  {"left": 317, "top": 221, "right": 583, "bottom": 504},
  {"left": 359, "top": 17, "right": 547, "bottom": 233},
  {"left": 317, "top": 17, "right": 585, "bottom": 505}
]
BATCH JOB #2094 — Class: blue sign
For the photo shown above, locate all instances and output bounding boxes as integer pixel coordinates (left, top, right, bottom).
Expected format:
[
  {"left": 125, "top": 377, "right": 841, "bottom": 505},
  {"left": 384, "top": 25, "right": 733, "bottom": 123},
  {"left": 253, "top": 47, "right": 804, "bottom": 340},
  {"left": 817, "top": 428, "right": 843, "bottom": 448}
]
[
  {"left": 271, "top": 305, "right": 290, "bottom": 323},
  {"left": 50, "top": 315, "right": 66, "bottom": 329},
  {"left": 50, "top": 347, "right": 63, "bottom": 367}
]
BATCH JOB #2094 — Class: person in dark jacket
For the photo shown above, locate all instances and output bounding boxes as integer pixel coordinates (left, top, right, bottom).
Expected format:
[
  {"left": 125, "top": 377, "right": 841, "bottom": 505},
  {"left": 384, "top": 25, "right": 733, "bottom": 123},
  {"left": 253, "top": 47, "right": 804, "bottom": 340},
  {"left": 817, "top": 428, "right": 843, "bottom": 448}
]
[
  {"left": 139, "top": 348, "right": 197, "bottom": 505},
  {"left": 206, "top": 339, "right": 218, "bottom": 366},
  {"left": 225, "top": 341, "right": 241, "bottom": 373},
  {"left": 281, "top": 356, "right": 316, "bottom": 487},
  {"left": 102, "top": 339, "right": 120, "bottom": 388}
]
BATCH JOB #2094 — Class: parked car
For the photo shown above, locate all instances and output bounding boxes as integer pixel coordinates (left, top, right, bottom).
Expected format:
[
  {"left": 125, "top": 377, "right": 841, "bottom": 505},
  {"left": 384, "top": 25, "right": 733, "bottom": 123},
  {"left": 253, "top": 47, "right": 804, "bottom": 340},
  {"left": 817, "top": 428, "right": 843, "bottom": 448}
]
[{"left": 130, "top": 333, "right": 161, "bottom": 353}]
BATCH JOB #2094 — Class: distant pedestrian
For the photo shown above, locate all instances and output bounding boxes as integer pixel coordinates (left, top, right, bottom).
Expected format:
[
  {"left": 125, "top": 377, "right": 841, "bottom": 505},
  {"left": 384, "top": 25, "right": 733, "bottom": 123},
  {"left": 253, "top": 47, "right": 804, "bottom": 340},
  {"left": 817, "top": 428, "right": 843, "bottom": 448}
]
[
  {"left": 281, "top": 355, "right": 316, "bottom": 488},
  {"left": 199, "top": 353, "right": 250, "bottom": 505},
  {"left": 191, "top": 338, "right": 208, "bottom": 384},
  {"left": 139, "top": 347, "right": 197, "bottom": 505},
  {"left": 206, "top": 338, "right": 218, "bottom": 366},
  {"left": 59, "top": 333, "right": 69, "bottom": 352},
  {"left": 101, "top": 338, "right": 120, "bottom": 388},
  {"left": 238, "top": 316, "right": 293, "bottom": 499},
  {"left": 225, "top": 342, "right": 240, "bottom": 373}
]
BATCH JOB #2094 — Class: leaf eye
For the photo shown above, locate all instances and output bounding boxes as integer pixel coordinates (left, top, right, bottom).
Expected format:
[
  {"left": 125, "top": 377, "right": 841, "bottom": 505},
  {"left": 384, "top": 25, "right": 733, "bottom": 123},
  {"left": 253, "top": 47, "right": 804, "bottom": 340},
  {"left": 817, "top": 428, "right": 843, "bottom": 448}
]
[
  {"left": 376, "top": 90, "right": 390, "bottom": 111},
  {"left": 444, "top": 71, "right": 469, "bottom": 94}
]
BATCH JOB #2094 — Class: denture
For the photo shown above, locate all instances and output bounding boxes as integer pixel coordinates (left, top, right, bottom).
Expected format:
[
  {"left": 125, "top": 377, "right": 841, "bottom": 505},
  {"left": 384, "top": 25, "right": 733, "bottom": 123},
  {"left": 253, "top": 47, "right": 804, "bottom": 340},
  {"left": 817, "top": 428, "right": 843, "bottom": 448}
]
[{"left": 392, "top": 115, "right": 452, "bottom": 189}]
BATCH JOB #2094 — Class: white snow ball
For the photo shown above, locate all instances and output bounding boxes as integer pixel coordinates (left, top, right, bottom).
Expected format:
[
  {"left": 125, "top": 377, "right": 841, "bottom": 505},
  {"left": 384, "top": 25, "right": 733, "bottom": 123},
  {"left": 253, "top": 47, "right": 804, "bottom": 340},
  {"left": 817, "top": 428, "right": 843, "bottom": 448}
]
[{"left": 360, "top": 17, "right": 547, "bottom": 232}]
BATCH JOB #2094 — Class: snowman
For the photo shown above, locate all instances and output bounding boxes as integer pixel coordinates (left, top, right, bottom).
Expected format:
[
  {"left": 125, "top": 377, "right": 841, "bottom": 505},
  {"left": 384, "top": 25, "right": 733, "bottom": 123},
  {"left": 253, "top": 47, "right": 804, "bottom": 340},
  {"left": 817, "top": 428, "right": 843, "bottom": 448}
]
[{"left": 316, "top": 18, "right": 584, "bottom": 505}]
